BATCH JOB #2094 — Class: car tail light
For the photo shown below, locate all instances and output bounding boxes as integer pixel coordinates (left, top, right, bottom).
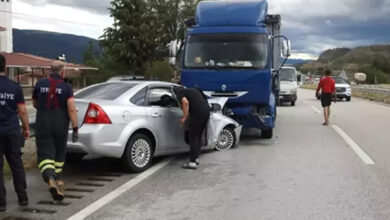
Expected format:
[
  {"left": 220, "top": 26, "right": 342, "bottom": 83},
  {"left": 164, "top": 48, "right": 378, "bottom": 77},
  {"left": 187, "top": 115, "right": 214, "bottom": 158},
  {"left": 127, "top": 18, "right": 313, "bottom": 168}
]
[{"left": 84, "top": 103, "right": 112, "bottom": 124}]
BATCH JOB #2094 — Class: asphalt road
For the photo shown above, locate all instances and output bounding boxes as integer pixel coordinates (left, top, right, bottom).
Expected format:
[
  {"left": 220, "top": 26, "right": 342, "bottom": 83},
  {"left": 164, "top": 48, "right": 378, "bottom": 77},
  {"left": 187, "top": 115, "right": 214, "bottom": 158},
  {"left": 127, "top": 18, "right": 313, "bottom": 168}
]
[{"left": 2, "top": 88, "right": 390, "bottom": 220}]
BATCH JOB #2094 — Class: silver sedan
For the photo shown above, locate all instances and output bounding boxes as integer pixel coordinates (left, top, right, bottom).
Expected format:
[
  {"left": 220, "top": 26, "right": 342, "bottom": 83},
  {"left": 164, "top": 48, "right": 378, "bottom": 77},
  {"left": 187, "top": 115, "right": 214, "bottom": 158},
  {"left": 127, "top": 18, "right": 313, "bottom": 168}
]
[{"left": 67, "top": 81, "right": 242, "bottom": 172}]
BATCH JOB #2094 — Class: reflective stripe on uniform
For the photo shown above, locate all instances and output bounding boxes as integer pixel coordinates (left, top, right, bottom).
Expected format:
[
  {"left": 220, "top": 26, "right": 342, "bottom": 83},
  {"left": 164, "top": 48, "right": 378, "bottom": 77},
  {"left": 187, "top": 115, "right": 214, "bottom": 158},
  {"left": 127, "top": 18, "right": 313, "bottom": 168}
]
[
  {"left": 55, "top": 162, "right": 64, "bottom": 167},
  {"left": 55, "top": 168, "right": 63, "bottom": 173},
  {"left": 40, "top": 164, "right": 55, "bottom": 173},
  {"left": 38, "top": 159, "right": 55, "bottom": 169}
]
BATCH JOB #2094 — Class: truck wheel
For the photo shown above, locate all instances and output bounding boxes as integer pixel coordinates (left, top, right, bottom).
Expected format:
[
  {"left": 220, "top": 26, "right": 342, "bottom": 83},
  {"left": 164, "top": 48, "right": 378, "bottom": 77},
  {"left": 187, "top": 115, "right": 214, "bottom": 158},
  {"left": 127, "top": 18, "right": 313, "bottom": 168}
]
[
  {"left": 291, "top": 101, "right": 295, "bottom": 106},
  {"left": 346, "top": 96, "right": 351, "bottom": 102},
  {"left": 215, "top": 127, "right": 236, "bottom": 151},
  {"left": 122, "top": 134, "right": 153, "bottom": 173},
  {"left": 261, "top": 128, "right": 273, "bottom": 139}
]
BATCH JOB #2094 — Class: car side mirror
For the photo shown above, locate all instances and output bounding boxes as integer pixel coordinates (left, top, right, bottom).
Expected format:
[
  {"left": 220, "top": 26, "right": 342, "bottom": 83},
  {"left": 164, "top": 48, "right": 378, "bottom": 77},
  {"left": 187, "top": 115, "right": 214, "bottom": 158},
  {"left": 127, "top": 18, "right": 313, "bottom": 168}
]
[
  {"left": 211, "top": 103, "right": 222, "bottom": 112},
  {"left": 282, "top": 40, "right": 291, "bottom": 57}
]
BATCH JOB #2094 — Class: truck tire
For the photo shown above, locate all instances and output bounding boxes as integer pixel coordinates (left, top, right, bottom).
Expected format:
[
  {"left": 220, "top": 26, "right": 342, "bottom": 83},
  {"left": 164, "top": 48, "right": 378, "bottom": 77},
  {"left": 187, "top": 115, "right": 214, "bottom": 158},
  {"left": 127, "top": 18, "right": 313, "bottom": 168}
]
[
  {"left": 261, "top": 128, "right": 273, "bottom": 139},
  {"left": 122, "top": 134, "right": 153, "bottom": 173}
]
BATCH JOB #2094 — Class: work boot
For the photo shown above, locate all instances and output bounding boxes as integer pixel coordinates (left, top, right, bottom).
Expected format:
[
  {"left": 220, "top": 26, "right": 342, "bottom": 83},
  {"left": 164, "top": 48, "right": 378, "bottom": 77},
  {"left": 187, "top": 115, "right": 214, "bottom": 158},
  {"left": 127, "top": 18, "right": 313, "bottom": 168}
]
[
  {"left": 18, "top": 194, "right": 29, "bottom": 206},
  {"left": 56, "top": 180, "right": 65, "bottom": 194},
  {"left": 48, "top": 178, "right": 64, "bottom": 201}
]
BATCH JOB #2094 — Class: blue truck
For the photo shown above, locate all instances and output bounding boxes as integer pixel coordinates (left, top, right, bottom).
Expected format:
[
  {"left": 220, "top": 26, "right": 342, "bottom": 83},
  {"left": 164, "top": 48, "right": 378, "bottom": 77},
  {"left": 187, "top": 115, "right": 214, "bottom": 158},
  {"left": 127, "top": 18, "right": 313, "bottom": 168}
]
[{"left": 170, "top": 0, "right": 290, "bottom": 138}]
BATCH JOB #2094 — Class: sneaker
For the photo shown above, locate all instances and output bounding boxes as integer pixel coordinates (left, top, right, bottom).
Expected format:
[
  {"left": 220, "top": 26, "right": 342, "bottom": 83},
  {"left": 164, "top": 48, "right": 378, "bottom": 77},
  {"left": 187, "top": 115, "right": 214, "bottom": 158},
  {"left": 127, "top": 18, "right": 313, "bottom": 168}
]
[
  {"left": 18, "top": 194, "right": 29, "bottom": 206},
  {"left": 195, "top": 159, "right": 199, "bottom": 165},
  {"left": 182, "top": 162, "right": 197, "bottom": 170},
  {"left": 48, "top": 178, "right": 64, "bottom": 201}
]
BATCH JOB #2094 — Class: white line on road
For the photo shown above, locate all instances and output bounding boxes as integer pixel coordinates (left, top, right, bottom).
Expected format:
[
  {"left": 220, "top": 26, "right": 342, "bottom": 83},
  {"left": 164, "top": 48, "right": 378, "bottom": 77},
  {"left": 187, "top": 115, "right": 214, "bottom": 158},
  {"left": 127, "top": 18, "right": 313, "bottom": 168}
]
[
  {"left": 332, "top": 125, "right": 375, "bottom": 165},
  {"left": 370, "top": 103, "right": 390, "bottom": 111},
  {"left": 311, "top": 105, "right": 321, "bottom": 114},
  {"left": 67, "top": 157, "right": 174, "bottom": 220}
]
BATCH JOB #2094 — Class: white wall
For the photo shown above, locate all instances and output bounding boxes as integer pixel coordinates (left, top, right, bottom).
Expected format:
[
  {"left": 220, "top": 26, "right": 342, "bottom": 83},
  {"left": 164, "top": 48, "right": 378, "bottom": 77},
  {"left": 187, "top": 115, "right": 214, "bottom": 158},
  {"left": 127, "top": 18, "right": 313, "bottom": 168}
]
[{"left": 0, "top": 0, "right": 13, "bottom": 53}]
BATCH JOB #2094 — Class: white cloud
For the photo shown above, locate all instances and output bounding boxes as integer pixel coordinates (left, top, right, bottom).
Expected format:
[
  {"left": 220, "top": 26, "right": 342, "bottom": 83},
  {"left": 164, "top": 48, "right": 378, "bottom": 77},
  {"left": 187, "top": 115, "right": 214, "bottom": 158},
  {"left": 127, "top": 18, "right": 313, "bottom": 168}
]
[{"left": 12, "top": 0, "right": 112, "bottom": 39}]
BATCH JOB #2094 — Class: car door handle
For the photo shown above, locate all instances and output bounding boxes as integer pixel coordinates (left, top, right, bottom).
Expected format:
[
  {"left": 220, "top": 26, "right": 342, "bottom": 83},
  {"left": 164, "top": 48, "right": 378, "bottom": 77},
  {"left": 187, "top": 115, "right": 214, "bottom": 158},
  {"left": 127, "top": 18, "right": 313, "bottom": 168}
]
[{"left": 151, "top": 113, "right": 162, "bottom": 118}]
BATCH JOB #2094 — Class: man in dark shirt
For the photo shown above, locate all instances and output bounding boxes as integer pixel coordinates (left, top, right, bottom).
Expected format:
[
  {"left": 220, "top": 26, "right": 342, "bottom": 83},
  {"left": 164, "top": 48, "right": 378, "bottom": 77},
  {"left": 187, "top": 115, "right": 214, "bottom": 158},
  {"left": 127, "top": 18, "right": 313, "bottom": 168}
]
[
  {"left": 174, "top": 87, "right": 210, "bottom": 169},
  {"left": 0, "top": 54, "right": 30, "bottom": 211},
  {"left": 33, "top": 61, "right": 78, "bottom": 201},
  {"left": 316, "top": 70, "right": 336, "bottom": 126}
]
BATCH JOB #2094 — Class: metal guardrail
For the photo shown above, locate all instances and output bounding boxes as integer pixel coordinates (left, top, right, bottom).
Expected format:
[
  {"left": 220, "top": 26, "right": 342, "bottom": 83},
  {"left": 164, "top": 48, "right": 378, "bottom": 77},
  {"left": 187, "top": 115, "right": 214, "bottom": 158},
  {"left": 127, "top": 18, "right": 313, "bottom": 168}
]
[{"left": 352, "top": 86, "right": 390, "bottom": 95}]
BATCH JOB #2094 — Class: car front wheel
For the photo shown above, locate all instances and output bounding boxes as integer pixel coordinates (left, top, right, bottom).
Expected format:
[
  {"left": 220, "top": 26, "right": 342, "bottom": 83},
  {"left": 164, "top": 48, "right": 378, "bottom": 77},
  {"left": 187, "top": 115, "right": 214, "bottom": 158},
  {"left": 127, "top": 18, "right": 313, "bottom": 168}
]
[
  {"left": 215, "top": 127, "right": 236, "bottom": 151},
  {"left": 122, "top": 134, "right": 153, "bottom": 173}
]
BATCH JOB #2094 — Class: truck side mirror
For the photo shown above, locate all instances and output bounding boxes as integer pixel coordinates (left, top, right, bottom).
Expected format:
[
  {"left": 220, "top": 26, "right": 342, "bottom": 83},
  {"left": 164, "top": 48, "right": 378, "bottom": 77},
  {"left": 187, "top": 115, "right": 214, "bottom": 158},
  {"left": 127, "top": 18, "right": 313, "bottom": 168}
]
[
  {"left": 282, "top": 40, "right": 291, "bottom": 57},
  {"left": 169, "top": 40, "right": 180, "bottom": 66}
]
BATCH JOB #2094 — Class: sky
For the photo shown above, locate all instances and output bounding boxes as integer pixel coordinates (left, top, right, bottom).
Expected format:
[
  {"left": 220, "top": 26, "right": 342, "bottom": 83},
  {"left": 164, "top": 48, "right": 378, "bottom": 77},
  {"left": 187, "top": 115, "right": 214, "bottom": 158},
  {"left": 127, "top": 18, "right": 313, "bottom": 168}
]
[{"left": 10, "top": 0, "right": 390, "bottom": 60}]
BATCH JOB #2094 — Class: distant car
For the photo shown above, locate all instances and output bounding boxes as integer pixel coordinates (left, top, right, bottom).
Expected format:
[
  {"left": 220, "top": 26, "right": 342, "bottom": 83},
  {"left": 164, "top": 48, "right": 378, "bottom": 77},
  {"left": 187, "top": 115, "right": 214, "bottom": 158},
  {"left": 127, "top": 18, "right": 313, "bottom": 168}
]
[
  {"left": 67, "top": 81, "right": 242, "bottom": 172},
  {"left": 316, "top": 76, "right": 351, "bottom": 101},
  {"left": 278, "top": 67, "right": 298, "bottom": 106}
]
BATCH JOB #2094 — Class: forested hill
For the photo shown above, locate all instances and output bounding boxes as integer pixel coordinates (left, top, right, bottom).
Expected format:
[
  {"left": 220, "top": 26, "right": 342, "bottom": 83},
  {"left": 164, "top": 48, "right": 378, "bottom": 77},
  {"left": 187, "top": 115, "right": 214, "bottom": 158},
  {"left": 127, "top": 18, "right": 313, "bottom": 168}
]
[
  {"left": 13, "top": 29, "right": 101, "bottom": 63},
  {"left": 300, "top": 44, "right": 390, "bottom": 83}
]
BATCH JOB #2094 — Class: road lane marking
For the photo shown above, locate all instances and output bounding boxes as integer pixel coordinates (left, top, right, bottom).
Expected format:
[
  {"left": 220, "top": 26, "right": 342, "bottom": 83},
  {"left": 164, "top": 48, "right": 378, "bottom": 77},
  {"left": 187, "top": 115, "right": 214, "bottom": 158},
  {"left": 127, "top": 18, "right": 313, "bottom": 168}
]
[
  {"left": 332, "top": 125, "right": 375, "bottom": 165},
  {"left": 311, "top": 105, "right": 321, "bottom": 114},
  {"left": 67, "top": 157, "right": 174, "bottom": 220},
  {"left": 370, "top": 103, "right": 390, "bottom": 111}
]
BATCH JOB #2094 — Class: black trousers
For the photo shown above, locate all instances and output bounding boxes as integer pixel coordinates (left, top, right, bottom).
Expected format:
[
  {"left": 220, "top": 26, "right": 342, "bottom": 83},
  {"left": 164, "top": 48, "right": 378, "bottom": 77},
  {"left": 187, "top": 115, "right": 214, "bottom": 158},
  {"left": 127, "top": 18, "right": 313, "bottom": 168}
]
[
  {"left": 0, "top": 129, "right": 27, "bottom": 206},
  {"left": 188, "top": 117, "right": 209, "bottom": 163},
  {"left": 35, "top": 109, "right": 69, "bottom": 182}
]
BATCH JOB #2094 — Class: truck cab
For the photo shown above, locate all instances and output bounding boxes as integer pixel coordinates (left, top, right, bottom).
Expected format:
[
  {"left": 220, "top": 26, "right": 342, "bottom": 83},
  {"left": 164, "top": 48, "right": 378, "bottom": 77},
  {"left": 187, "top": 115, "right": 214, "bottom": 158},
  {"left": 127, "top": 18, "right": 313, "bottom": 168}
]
[{"left": 170, "top": 0, "right": 290, "bottom": 138}]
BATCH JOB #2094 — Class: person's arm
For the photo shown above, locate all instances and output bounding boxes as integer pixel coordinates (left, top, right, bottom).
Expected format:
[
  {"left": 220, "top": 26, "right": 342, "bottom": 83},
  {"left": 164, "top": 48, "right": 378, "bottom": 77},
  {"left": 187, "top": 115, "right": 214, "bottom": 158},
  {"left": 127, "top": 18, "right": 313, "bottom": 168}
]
[
  {"left": 32, "top": 99, "right": 37, "bottom": 109},
  {"left": 316, "top": 80, "right": 322, "bottom": 97},
  {"left": 180, "top": 97, "right": 189, "bottom": 126},
  {"left": 32, "top": 85, "right": 39, "bottom": 109},
  {"left": 67, "top": 98, "right": 78, "bottom": 129},
  {"left": 17, "top": 104, "right": 30, "bottom": 139}
]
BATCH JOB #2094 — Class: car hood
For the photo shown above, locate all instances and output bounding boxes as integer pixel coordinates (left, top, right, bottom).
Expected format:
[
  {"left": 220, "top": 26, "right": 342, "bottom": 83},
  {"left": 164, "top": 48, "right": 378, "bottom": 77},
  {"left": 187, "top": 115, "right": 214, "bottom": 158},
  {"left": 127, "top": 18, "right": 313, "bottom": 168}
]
[{"left": 336, "top": 83, "right": 350, "bottom": 88}]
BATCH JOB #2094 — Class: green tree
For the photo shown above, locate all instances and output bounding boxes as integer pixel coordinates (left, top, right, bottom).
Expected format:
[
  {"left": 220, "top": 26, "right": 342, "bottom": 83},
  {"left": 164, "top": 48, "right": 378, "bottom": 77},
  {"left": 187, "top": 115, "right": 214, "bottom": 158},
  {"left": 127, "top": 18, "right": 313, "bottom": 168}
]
[{"left": 101, "top": 0, "right": 152, "bottom": 75}]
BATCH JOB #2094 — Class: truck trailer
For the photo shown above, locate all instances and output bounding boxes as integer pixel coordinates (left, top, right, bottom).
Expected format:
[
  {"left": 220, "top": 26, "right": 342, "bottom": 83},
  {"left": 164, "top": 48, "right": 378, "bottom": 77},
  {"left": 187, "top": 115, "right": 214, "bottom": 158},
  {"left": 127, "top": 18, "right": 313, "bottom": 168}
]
[{"left": 170, "top": 0, "right": 290, "bottom": 138}]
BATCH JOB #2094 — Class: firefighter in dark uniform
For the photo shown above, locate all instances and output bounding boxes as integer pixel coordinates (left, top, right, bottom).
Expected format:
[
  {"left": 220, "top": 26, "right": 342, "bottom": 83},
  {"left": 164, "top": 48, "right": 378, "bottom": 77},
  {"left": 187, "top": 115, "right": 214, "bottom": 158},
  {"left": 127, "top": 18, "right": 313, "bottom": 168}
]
[
  {"left": 32, "top": 60, "right": 78, "bottom": 201},
  {"left": 173, "top": 86, "right": 210, "bottom": 170},
  {"left": 0, "top": 54, "right": 30, "bottom": 211}
]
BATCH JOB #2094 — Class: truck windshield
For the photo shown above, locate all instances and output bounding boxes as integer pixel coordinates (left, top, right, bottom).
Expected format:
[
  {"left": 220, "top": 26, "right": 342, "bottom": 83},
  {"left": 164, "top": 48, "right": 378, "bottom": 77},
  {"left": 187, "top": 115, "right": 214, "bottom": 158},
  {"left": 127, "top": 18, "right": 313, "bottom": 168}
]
[
  {"left": 184, "top": 33, "right": 268, "bottom": 69},
  {"left": 280, "top": 68, "right": 296, "bottom": 81}
]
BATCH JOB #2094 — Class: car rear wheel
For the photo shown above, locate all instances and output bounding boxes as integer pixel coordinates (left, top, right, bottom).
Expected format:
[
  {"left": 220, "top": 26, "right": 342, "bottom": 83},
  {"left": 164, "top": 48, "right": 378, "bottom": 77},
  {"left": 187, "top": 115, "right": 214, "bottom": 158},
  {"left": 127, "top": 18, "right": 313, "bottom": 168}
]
[
  {"left": 261, "top": 128, "right": 273, "bottom": 139},
  {"left": 346, "top": 96, "right": 351, "bottom": 101},
  {"left": 291, "top": 101, "right": 295, "bottom": 106},
  {"left": 215, "top": 127, "right": 236, "bottom": 151},
  {"left": 122, "top": 134, "right": 153, "bottom": 173}
]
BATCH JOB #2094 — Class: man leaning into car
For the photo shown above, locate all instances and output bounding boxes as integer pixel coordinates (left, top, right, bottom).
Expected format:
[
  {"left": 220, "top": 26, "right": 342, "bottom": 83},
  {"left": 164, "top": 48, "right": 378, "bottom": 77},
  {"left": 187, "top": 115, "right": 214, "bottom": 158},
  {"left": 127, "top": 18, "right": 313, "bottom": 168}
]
[
  {"left": 32, "top": 60, "right": 78, "bottom": 201},
  {"left": 174, "top": 87, "right": 210, "bottom": 170}
]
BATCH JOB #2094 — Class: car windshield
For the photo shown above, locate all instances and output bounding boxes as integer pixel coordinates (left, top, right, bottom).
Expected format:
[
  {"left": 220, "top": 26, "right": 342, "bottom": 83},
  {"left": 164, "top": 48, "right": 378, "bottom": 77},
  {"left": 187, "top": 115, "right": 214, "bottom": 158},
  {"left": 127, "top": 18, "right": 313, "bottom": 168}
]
[
  {"left": 75, "top": 83, "right": 137, "bottom": 100},
  {"left": 184, "top": 33, "right": 268, "bottom": 69},
  {"left": 333, "top": 77, "right": 346, "bottom": 84},
  {"left": 280, "top": 68, "right": 296, "bottom": 81}
]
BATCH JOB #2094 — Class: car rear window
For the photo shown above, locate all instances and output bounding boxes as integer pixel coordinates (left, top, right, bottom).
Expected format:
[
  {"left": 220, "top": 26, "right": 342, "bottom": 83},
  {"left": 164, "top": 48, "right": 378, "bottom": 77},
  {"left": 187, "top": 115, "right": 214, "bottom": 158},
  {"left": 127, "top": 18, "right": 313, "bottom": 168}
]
[{"left": 75, "top": 83, "right": 137, "bottom": 100}]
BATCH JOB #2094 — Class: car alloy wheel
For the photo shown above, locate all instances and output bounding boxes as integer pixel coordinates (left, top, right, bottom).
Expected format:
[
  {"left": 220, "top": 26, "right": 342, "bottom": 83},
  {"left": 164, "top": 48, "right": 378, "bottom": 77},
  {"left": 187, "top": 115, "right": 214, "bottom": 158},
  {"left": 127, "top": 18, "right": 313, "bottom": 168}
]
[
  {"left": 131, "top": 139, "right": 152, "bottom": 168},
  {"left": 122, "top": 133, "right": 153, "bottom": 173},
  {"left": 215, "top": 127, "right": 235, "bottom": 151}
]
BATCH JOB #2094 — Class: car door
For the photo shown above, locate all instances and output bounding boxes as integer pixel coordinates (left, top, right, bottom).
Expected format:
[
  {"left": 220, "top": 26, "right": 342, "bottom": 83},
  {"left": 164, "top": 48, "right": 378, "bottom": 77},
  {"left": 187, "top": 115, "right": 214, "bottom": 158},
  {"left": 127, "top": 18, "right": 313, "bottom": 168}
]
[{"left": 145, "top": 86, "right": 185, "bottom": 153}]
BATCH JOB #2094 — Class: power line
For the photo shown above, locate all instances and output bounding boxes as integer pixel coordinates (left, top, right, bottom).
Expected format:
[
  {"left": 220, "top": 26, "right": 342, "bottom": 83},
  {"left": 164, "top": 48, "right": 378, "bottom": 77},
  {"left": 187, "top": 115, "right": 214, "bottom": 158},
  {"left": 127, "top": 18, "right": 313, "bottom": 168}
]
[{"left": 0, "top": 9, "right": 102, "bottom": 27}]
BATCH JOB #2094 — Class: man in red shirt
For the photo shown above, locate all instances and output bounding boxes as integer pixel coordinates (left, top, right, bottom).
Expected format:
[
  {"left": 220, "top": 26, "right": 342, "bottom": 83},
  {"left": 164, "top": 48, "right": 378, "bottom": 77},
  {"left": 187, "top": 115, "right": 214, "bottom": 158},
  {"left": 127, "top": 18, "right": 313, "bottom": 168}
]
[{"left": 316, "top": 70, "right": 336, "bottom": 126}]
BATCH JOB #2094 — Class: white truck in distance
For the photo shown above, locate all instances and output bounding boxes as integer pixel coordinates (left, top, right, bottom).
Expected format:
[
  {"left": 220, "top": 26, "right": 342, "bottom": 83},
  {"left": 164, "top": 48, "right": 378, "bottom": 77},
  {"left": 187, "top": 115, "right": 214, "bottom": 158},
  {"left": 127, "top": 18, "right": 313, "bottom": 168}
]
[{"left": 279, "top": 67, "right": 298, "bottom": 106}]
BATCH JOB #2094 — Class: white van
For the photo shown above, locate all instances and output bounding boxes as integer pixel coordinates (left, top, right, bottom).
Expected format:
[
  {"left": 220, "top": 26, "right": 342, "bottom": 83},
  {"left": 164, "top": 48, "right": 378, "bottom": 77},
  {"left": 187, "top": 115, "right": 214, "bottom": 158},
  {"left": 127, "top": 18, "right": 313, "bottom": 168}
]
[{"left": 279, "top": 67, "right": 298, "bottom": 106}]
